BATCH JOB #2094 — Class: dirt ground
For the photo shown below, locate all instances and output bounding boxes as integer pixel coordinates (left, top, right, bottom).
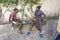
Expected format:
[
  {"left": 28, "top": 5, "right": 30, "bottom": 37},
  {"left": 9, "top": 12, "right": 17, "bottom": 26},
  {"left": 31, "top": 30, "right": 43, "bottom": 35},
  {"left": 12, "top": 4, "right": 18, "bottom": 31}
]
[{"left": 0, "top": 19, "right": 58, "bottom": 40}]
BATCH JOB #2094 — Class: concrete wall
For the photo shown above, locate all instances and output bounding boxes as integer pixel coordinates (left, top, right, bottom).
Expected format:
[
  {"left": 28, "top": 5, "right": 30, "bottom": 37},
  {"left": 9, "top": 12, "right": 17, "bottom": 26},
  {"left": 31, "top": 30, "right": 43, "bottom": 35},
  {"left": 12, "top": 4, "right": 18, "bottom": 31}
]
[{"left": 41, "top": 0, "right": 60, "bottom": 17}]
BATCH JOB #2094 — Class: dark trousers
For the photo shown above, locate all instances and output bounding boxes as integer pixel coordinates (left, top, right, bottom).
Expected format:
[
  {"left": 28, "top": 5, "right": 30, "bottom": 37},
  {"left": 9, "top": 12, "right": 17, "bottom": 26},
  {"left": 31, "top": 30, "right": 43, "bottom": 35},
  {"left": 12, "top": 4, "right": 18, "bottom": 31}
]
[
  {"left": 35, "top": 20, "right": 42, "bottom": 32},
  {"left": 29, "top": 18, "right": 43, "bottom": 32},
  {"left": 11, "top": 20, "right": 23, "bottom": 31}
]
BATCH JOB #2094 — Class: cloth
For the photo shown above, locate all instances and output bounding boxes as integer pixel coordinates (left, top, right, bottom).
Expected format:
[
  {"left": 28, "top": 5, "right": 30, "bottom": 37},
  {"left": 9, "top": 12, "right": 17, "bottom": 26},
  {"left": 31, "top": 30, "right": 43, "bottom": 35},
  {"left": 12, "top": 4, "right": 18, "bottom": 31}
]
[
  {"left": 35, "top": 10, "right": 43, "bottom": 18},
  {"left": 9, "top": 12, "right": 17, "bottom": 22},
  {"left": 9, "top": 12, "right": 21, "bottom": 27},
  {"left": 35, "top": 17, "right": 42, "bottom": 32}
]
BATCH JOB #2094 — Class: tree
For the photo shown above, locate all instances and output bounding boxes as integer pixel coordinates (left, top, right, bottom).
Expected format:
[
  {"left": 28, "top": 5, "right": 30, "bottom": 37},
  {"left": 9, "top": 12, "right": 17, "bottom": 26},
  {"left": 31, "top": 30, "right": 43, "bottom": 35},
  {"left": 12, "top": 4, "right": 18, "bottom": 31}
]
[
  {"left": 22, "top": 0, "right": 41, "bottom": 19},
  {"left": 0, "top": 0, "right": 18, "bottom": 7}
]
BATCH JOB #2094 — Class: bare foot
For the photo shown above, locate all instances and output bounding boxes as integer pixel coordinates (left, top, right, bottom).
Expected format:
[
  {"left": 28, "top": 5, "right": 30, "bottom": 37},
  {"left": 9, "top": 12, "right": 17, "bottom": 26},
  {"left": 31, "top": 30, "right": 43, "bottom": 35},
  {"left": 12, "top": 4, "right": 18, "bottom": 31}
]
[{"left": 18, "top": 31, "right": 23, "bottom": 34}]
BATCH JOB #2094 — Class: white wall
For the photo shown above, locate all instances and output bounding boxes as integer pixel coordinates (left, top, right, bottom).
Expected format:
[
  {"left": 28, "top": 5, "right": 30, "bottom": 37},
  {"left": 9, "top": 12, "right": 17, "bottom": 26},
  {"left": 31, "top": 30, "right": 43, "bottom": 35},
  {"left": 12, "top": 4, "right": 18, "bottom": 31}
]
[{"left": 41, "top": 0, "right": 60, "bottom": 17}]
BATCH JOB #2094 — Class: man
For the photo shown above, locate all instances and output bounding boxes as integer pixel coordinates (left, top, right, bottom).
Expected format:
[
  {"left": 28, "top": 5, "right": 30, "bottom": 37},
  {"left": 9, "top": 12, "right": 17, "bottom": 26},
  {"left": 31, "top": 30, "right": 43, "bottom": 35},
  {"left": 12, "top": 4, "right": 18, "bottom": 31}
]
[
  {"left": 9, "top": 8, "right": 18, "bottom": 27},
  {"left": 26, "top": 6, "right": 46, "bottom": 38},
  {"left": 9, "top": 8, "right": 23, "bottom": 33}
]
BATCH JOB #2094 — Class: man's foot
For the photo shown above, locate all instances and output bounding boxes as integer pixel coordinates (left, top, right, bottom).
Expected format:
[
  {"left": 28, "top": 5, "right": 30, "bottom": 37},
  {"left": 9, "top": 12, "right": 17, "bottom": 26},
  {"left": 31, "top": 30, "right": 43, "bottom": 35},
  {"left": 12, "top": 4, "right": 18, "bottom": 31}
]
[
  {"left": 18, "top": 31, "right": 23, "bottom": 34},
  {"left": 26, "top": 31, "right": 30, "bottom": 35},
  {"left": 39, "top": 33, "right": 43, "bottom": 38}
]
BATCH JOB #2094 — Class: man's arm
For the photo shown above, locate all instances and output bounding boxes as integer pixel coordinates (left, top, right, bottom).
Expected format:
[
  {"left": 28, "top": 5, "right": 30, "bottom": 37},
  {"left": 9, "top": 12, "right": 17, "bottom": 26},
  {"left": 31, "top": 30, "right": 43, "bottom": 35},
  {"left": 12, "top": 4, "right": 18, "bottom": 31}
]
[
  {"left": 42, "top": 12, "right": 46, "bottom": 17},
  {"left": 9, "top": 14, "right": 11, "bottom": 22}
]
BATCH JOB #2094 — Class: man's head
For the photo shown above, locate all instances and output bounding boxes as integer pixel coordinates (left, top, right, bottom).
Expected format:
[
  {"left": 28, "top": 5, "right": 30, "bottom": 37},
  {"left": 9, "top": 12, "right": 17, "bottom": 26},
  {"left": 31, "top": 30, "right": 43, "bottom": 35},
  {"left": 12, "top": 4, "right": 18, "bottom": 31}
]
[
  {"left": 36, "top": 6, "right": 41, "bottom": 10},
  {"left": 14, "top": 8, "right": 18, "bottom": 13}
]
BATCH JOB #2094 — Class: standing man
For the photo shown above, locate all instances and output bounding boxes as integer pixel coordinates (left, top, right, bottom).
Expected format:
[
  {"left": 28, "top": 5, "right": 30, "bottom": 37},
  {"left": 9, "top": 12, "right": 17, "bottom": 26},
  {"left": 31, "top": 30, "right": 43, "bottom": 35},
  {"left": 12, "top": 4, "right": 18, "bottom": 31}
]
[
  {"left": 34, "top": 6, "right": 45, "bottom": 33},
  {"left": 26, "top": 6, "right": 46, "bottom": 38},
  {"left": 9, "top": 8, "right": 23, "bottom": 34}
]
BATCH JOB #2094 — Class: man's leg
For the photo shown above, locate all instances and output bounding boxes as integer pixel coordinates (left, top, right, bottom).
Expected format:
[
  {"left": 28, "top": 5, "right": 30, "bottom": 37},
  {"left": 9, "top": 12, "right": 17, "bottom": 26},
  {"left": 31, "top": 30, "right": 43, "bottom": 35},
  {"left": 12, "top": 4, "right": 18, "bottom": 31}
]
[
  {"left": 29, "top": 23, "right": 35, "bottom": 31},
  {"left": 11, "top": 21, "right": 18, "bottom": 30},
  {"left": 26, "top": 23, "right": 35, "bottom": 35},
  {"left": 19, "top": 23, "right": 23, "bottom": 34},
  {"left": 35, "top": 19, "right": 43, "bottom": 38},
  {"left": 11, "top": 22, "right": 15, "bottom": 30},
  {"left": 35, "top": 22, "right": 42, "bottom": 32}
]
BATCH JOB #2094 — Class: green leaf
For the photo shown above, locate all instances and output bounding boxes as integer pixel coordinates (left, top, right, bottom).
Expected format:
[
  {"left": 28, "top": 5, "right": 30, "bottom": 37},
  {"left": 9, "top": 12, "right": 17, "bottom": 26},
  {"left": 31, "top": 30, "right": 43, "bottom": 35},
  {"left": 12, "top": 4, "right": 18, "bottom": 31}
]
[{"left": 2, "top": 3, "right": 7, "bottom": 7}]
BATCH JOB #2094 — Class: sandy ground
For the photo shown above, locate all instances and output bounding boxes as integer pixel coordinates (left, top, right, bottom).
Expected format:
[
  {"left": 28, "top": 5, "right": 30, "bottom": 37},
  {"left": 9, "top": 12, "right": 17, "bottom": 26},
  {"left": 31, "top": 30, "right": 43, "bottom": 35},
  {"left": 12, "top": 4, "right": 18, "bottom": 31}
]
[{"left": 0, "top": 19, "right": 58, "bottom": 40}]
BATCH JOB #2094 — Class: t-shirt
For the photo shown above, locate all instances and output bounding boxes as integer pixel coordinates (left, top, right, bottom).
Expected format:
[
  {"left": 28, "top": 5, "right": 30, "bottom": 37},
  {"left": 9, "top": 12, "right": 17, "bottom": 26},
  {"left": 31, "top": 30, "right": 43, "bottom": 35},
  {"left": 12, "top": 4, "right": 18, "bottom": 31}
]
[
  {"left": 9, "top": 12, "right": 17, "bottom": 22},
  {"left": 35, "top": 10, "right": 43, "bottom": 18}
]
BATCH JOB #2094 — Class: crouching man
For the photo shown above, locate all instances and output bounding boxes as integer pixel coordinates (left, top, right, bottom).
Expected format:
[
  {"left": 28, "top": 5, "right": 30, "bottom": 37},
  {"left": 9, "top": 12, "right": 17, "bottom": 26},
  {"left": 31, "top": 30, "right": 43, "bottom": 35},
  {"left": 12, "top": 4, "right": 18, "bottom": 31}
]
[{"left": 9, "top": 8, "right": 23, "bottom": 33}]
